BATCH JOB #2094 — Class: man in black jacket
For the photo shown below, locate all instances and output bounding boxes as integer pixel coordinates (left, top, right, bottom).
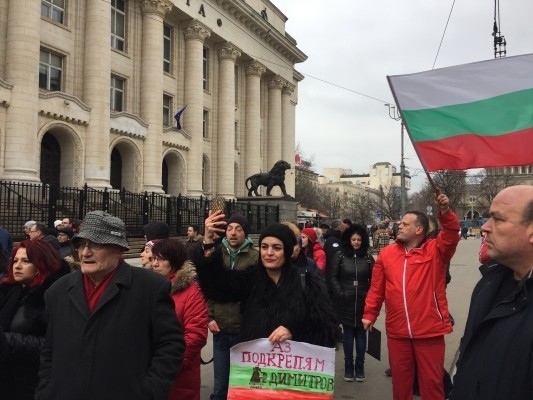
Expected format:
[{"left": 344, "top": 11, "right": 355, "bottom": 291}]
[
  {"left": 36, "top": 211, "right": 184, "bottom": 400},
  {"left": 451, "top": 185, "right": 533, "bottom": 400},
  {"left": 323, "top": 219, "right": 345, "bottom": 271}
]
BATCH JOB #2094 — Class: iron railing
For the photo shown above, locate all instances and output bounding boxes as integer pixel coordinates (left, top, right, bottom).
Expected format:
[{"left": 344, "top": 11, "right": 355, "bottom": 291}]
[{"left": 0, "top": 181, "right": 279, "bottom": 241}]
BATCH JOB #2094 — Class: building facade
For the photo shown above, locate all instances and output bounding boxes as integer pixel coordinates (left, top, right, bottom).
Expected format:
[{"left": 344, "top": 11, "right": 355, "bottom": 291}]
[
  {"left": 319, "top": 162, "right": 412, "bottom": 192},
  {"left": 0, "top": 0, "right": 305, "bottom": 198}
]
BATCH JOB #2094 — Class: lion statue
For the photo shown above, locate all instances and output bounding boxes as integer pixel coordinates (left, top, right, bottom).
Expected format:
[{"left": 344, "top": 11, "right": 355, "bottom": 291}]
[{"left": 245, "top": 160, "right": 291, "bottom": 197}]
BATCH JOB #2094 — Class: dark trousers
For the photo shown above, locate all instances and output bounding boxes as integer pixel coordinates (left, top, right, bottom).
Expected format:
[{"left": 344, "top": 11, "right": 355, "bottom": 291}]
[
  {"left": 211, "top": 332, "right": 240, "bottom": 400},
  {"left": 342, "top": 324, "right": 367, "bottom": 372}
]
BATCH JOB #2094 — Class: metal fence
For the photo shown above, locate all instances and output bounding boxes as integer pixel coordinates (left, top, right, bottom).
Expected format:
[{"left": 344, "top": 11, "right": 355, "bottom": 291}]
[{"left": 0, "top": 181, "right": 279, "bottom": 241}]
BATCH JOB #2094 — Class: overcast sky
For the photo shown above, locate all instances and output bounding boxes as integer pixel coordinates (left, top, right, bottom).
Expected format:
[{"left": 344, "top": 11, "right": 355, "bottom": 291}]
[{"left": 280, "top": 1, "right": 533, "bottom": 191}]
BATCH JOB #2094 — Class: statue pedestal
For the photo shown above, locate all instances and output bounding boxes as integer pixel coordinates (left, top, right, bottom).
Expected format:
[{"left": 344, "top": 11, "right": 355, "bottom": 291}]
[{"left": 235, "top": 196, "right": 298, "bottom": 225}]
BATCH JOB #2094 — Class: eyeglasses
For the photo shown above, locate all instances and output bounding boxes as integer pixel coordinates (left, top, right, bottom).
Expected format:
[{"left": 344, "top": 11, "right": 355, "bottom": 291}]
[{"left": 74, "top": 241, "right": 105, "bottom": 251}]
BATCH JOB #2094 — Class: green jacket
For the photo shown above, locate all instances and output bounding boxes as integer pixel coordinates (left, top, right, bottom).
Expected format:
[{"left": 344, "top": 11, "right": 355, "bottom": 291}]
[{"left": 207, "top": 238, "right": 258, "bottom": 334}]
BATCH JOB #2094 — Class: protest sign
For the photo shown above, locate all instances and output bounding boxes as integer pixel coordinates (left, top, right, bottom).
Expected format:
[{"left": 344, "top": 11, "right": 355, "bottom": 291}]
[{"left": 228, "top": 338, "right": 336, "bottom": 400}]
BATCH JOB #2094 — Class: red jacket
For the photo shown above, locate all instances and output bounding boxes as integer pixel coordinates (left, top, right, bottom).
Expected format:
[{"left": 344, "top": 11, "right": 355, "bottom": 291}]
[
  {"left": 311, "top": 242, "right": 326, "bottom": 272},
  {"left": 168, "top": 262, "right": 208, "bottom": 400},
  {"left": 363, "top": 210, "right": 460, "bottom": 339}
]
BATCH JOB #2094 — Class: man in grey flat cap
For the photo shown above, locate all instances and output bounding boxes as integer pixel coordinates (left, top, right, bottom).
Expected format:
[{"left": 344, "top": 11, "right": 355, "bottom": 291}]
[{"left": 36, "top": 211, "right": 185, "bottom": 400}]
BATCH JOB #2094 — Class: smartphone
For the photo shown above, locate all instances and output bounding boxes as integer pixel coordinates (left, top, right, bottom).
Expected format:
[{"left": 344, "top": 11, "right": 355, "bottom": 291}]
[{"left": 210, "top": 197, "right": 226, "bottom": 214}]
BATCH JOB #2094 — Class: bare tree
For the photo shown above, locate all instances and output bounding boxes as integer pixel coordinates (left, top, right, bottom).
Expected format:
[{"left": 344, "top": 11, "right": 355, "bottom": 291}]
[
  {"left": 316, "top": 187, "right": 342, "bottom": 220},
  {"left": 342, "top": 193, "right": 376, "bottom": 225},
  {"left": 471, "top": 170, "right": 516, "bottom": 209},
  {"left": 407, "top": 170, "right": 466, "bottom": 214},
  {"left": 429, "top": 170, "right": 467, "bottom": 211}
]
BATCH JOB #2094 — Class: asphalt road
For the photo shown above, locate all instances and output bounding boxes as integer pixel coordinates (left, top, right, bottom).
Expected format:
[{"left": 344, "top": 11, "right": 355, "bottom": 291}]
[{"left": 129, "top": 237, "right": 483, "bottom": 399}]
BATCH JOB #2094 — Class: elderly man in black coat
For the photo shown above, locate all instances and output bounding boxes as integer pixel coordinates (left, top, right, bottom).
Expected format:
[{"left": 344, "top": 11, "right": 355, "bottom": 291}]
[{"left": 36, "top": 211, "right": 184, "bottom": 400}]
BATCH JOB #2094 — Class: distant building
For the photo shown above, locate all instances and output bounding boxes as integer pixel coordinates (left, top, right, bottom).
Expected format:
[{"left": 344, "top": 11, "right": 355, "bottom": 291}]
[
  {"left": 486, "top": 165, "right": 533, "bottom": 185},
  {"left": 319, "top": 162, "right": 411, "bottom": 192}
]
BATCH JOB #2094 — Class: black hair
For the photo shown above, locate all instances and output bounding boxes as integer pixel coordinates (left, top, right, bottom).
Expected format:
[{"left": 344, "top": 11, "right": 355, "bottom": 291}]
[{"left": 151, "top": 239, "right": 187, "bottom": 273}]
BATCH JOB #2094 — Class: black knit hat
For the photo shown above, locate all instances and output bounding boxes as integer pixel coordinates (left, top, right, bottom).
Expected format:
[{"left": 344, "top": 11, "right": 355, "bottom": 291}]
[
  {"left": 57, "top": 227, "right": 74, "bottom": 239},
  {"left": 259, "top": 223, "right": 297, "bottom": 263},
  {"left": 143, "top": 222, "right": 170, "bottom": 241},
  {"left": 227, "top": 214, "right": 250, "bottom": 237}
]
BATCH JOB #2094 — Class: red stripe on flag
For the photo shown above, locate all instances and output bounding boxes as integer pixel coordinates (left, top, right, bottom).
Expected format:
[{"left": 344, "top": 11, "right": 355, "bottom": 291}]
[
  {"left": 229, "top": 387, "right": 332, "bottom": 400},
  {"left": 414, "top": 127, "right": 533, "bottom": 171}
]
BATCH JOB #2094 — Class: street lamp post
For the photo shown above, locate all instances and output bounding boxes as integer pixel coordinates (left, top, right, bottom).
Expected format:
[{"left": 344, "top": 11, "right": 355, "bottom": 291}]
[{"left": 385, "top": 104, "right": 406, "bottom": 218}]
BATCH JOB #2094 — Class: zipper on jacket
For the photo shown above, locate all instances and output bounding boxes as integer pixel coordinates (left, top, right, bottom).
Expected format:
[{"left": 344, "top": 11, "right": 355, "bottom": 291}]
[
  {"left": 433, "top": 291, "right": 444, "bottom": 321},
  {"left": 354, "top": 255, "right": 358, "bottom": 326},
  {"left": 402, "top": 257, "right": 413, "bottom": 338}
]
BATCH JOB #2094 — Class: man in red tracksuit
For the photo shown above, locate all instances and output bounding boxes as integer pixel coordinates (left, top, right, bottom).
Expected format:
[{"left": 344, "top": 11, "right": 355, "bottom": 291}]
[{"left": 363, "top": 192, "right": 459, "bottom": 400}]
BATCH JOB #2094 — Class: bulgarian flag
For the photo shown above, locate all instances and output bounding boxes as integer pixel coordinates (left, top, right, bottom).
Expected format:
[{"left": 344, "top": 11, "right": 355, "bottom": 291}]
[
  {"left": 388, "top": 54, "right": 533, "bottom": 171},
  {"left": 227, "top": 339, "right": 335, "bottom": 400}
]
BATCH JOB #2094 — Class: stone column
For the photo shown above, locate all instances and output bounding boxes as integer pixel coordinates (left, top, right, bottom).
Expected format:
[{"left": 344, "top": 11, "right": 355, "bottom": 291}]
[
  {"left": 244, "top": 60, "right": 266, "bottom": 184},
  {"left": 282, "top": 83, "right": 296, "bottom": 196},
  {"left": 216, "top": 42, "right": 241, "bottom": 198},
  {"left": 183, "top": 20, "right": 210, "bottom": 197},
  {"left": 267, "top": 76, "right": 284, "bottom": 170},
  {"left": 140, "top": 0, "right": 172, "bottom": 193},
  {"left": 3, "top": 0, "right": 41, "bottom": 182},
  {"left": 82, "top": 0, "right": 112, "bottom": 188}
]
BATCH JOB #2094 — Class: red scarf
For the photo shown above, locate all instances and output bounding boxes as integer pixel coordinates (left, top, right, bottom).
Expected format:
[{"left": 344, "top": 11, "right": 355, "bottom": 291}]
[{"left": 83, "top": 263, "right": 120, "bottom": 313}]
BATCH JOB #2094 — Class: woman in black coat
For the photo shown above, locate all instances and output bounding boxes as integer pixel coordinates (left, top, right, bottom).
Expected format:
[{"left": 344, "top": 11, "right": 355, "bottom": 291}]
[
  {"left": 327, "top": 224, "right": 374, "bottom": 383},
  {"left": 196, "top": 217, "right": 340, "bottom": 348},
  {"left": 0, "top": 239, "right": 70, "bottom": 400}
]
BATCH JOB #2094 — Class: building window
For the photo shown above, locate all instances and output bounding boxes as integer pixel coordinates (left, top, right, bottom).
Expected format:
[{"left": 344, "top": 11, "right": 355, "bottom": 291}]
[
  {"left": 39, "top": 49, "right": 63, "bottom": 91},
  {"left": 203, "top": 47, "right": 209, "bottom": 90},
  {"left": 163, "top": 25, "right": 172, "bottom": 73},
  {"left": 203, "top": 110, "right": 209, "bottom": 137},
  {"left": 163, "top": 95, "right": 172, "bottom": 127},
  {"left": 41, "top": 0, "right": 65, "bottom": 24},
  {"left": 111, "top": 0, "right": 125, "bottom": 51},
  {"left": 110, "top": 75, "right": 125, "bottom": 111}
]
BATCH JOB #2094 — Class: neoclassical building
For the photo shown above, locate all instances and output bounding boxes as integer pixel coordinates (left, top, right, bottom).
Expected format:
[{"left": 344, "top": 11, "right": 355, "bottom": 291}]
[{"left": 0, "top": 0, "right": 305, "bottom": 197}]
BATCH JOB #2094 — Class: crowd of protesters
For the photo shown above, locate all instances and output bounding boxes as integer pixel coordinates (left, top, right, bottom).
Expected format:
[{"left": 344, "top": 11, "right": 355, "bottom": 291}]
[{"left": 1, "top": 185, "right": 531, "bottom": 400}]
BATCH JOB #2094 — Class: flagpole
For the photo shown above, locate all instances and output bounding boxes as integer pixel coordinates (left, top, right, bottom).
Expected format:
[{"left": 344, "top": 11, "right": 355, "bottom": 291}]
[{"left": 385, "top": 104, "right": 407, "bottom": 218}]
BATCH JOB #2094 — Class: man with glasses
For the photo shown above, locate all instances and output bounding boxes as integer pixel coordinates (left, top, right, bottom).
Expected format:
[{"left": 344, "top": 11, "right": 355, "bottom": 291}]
[
  {"left": 363, "top": 192, "right": 460, "bottom": 400},
  {"left": 29, "top": 223, "right": 60, "bottom": 250},
  {"left": 28, "top": 223, "right": 46, "bottom": 241},
  {"left": 36, "top": 211, "right": 185, "bottom": 400}
]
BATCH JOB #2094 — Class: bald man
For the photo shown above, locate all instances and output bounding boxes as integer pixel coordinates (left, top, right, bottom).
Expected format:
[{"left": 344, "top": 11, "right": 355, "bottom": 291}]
[{"left": 451, "top": 185, "right": 533, "bottom": 400}]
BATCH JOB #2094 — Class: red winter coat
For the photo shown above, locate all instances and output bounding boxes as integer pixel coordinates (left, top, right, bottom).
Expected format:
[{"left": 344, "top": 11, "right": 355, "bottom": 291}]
[
  {"left": 311, "top": 242, "right": 326, "bottom": 272},
  {"left": 363, "top": 210, "right": 460, "bottom": 339},
  {"left": 168, "top": 262, "right": 208, "bottom": 400}
]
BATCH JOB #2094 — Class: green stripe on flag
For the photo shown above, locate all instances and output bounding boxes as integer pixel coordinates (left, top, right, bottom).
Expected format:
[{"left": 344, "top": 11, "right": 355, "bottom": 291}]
[
  {"left": 229, "top": 365, "right": 334, "bottom": 394},
  {"left": 403, "top": 88, "right": 533, "bottom": 142}
]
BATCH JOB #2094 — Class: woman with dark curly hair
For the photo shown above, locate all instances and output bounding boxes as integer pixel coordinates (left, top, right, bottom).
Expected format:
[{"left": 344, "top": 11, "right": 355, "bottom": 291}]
[
  {"left": 327, "top": 224, "right": 375, "bottom": 383},
  {"left": 0, "top": 240, "right": 70, "bottom": 400}
]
